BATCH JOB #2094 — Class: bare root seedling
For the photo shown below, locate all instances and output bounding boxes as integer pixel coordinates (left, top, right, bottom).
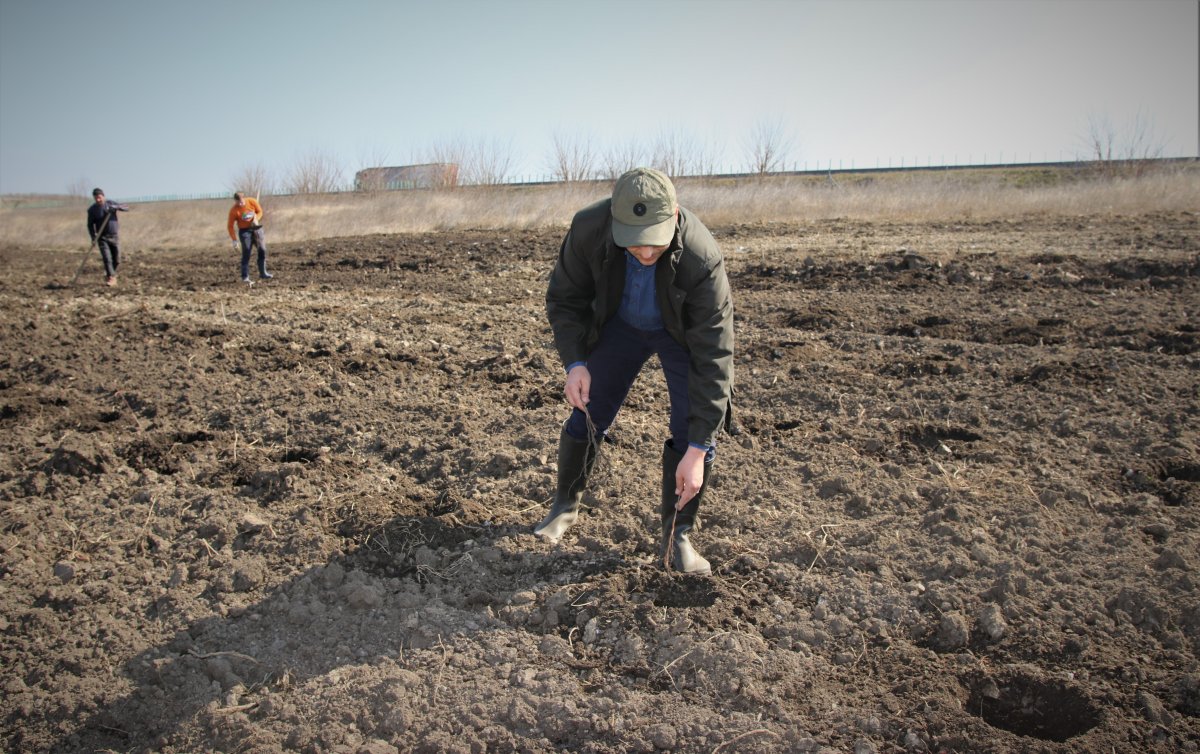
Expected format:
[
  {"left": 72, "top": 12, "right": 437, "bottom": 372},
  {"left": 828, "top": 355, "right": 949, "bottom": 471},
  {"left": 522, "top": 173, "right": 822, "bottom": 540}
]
[
  {"left": 416, "top": 552, "right": 473, "bottom": 581},
  {"left": 364, "top": 518, "right": 427, "bottom": 563}
]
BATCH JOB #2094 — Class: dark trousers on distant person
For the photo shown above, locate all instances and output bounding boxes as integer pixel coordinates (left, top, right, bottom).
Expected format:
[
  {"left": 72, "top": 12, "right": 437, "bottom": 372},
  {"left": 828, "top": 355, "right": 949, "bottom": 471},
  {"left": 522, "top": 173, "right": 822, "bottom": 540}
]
[
  {"left": 239, "top": 228, "right": 269, "bottom": 279},
  {"left": 564, "top": 315, "right": 715, "bottom": 461},
  {"left": 97, "top": 236, "right": 119, "bottom": 278}
]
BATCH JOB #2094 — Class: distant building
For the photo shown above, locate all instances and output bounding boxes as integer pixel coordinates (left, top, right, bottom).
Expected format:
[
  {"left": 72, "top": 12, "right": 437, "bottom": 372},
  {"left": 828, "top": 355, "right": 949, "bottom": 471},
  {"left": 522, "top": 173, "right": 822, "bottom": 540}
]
[{"left": 354, "top": 163, "right": 459, "bottom": 191}]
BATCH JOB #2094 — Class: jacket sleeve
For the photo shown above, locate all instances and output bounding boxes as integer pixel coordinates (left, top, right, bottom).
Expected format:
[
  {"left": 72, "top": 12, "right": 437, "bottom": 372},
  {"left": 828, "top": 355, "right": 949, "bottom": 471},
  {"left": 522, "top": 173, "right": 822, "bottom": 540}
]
[
  {"left": 87, "top": 211, "right": 96, "bottom": 240},
  {"left": 227, "top": 208, "right": 238, "bottom": 240},
  {"left": 545, "top": 227, "right": 597, "bottom": 370},
  {"left": 682, "top": 256, "right": 735, "bottom": 447}
]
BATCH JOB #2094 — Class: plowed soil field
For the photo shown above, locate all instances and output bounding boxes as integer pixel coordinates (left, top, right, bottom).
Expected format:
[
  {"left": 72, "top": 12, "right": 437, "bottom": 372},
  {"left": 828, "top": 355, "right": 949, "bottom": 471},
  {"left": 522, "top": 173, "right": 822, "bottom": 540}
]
[{"left": 2, "top": 213, "right": 1198, "bottom": 753}]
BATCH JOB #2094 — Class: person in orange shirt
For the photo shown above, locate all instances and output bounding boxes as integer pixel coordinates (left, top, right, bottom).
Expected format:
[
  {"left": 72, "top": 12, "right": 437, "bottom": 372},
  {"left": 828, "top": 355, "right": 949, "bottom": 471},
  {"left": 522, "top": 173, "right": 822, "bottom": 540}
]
[{"left": 227, "top": 192, "right": 272, "bottom": 283}]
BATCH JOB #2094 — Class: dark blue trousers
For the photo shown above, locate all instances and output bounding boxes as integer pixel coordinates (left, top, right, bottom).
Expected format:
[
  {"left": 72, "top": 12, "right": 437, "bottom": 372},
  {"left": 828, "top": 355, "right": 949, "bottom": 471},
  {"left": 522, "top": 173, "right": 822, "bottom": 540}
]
[
  {"left": 97, "top": 236, "right": 119, "bottom": 278},
  {"left": 239, "top": 228, "right": 268, "bottom": 278},
  {"left": 565, "top": 316, "right": 703, "bottom": 454}
]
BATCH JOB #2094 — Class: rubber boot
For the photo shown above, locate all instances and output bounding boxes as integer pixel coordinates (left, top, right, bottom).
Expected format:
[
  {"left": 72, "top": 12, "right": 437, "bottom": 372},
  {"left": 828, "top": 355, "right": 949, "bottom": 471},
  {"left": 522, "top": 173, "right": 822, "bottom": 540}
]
[
  {"left": 534, "top": 427, "right": 598, "bottom": 542},
  {"left": 660, "top": 441, "right": 713, "bottom": 575}
]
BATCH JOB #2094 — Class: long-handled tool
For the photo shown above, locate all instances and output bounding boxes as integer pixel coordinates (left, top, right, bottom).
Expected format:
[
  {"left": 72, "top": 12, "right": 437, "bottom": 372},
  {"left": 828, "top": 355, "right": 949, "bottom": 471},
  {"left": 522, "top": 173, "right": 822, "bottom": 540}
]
[{"left": 68, "top": 210, "right": 113, "bottom": 287}]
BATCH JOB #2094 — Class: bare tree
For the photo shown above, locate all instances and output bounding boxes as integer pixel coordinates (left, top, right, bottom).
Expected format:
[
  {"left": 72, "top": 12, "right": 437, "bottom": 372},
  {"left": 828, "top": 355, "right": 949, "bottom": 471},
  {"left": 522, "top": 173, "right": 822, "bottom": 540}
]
[
  {"left": 284, "top": 148, "right": 345, "bottom": 194},
  {"left": 1083, "top": 110, "right": 1164, "bottom": 177},
  {"left": 689, "top": 133, "right": 724, "bottom": 178},
  {"left": 599, "top": 139, "right": 648, "bottom": 180},
  {"left": 650, "top": 129, "right": 690, "bottom": 178},
  {"left": 548, "top": 131, "right": 597, "bottom": 182},
  {"left": 65, "top": 176, "right": 92, "bottom": 199},
  {"left": 743, "top": 117, "right": 795, "bottom": 175},
  {"left": 428, "top": 163, "right": 461, "bottom": 189},
  {"left": 649, "top": 128, "right": 720, "bottom": 178},
  {"left": 1085, "top": 113, "right": 1117, "bottom": 164},
  {"left": 423, "top": 137, "right": 468, "bottom": 187},
  {"left": 228, "top": 162, "right": 275, "bottom": 198},
  {"left": 466, "top": 136, "right": 515, "bottom": 186}
]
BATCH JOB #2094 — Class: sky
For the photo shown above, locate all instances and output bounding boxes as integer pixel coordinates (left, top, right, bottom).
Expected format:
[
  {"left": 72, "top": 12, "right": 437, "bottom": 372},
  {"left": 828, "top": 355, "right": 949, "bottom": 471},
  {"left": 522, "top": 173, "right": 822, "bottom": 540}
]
[{"left": 0, "top": 0, "right": 1196, "bottom": 198}]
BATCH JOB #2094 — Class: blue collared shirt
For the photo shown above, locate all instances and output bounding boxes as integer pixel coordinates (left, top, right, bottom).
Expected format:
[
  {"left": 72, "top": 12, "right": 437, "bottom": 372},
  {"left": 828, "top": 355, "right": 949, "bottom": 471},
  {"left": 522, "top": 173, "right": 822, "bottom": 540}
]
[{"left": 618, "top": 251, "right": 664, "bottom": 331}]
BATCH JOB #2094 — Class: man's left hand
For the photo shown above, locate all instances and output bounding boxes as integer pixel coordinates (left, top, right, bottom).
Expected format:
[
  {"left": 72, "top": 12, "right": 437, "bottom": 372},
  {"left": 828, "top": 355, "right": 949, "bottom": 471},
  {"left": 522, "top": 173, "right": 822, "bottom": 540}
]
[{"left": 674, "top": 446, "right": 708, "bottom": 509}]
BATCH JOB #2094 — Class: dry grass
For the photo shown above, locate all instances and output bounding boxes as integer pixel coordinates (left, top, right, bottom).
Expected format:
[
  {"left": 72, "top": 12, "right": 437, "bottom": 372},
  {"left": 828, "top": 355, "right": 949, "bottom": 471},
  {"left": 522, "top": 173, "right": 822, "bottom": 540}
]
[
  {"left": 683, "top": 164, "right": 1200, "bottom": 226},
  {"left": 2, "top": 164, "right": 1196, "bottom": 251}
]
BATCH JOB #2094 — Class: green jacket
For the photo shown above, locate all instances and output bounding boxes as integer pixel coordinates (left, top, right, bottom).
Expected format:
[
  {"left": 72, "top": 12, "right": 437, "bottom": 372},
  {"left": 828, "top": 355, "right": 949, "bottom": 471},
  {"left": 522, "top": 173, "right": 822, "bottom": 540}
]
[{"left": 546, "top": 198, "right": 734, "bottom": 447}]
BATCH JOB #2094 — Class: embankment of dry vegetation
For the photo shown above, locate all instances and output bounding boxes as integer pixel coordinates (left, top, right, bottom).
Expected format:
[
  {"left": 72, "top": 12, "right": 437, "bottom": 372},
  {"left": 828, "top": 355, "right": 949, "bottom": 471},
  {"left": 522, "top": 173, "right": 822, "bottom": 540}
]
[{"left": 1, "top": 163, "right": 1197, "bottom": 250}]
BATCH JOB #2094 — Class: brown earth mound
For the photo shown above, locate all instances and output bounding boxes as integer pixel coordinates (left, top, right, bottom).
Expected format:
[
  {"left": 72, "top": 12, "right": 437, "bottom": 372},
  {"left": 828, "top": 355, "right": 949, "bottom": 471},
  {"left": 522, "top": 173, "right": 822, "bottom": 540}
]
[{"left": 1, "top": 213, "right": 1198, "bottom": 753}]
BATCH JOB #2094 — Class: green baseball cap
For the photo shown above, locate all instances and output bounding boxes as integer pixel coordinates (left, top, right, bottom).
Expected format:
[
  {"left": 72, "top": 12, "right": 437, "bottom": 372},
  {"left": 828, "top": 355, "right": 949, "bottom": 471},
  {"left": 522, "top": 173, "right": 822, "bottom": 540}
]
[{"left": 610, "top": 167, "right": 677, "bottom": 247}]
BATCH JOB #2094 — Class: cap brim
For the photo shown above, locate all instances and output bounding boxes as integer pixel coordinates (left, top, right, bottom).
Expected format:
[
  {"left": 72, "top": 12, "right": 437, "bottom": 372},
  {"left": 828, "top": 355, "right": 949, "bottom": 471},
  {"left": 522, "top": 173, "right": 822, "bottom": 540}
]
[{"left": 612, "top": 215, "right": 676, "bottom": 248}]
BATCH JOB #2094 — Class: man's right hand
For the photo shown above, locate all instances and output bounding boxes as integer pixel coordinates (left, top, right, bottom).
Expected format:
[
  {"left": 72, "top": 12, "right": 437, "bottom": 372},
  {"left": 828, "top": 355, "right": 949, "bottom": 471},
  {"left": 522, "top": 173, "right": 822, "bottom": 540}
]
[{"left": 564, "top": 364, "right": 591, "bottom": 411}]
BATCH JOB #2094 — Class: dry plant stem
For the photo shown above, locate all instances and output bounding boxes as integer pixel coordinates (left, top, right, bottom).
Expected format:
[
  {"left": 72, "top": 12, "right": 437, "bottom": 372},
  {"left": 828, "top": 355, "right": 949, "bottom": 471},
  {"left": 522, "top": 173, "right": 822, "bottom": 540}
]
[
  {"left": 429, "top": 638, "right": 450, "bottom": 707},
  {"left": 114, "top": 497, "right": 157, "bottom": 551},
  {"left": 853, "top": 634, "right": 870, "bottom": 667},
  {"left": 570, "top": 592, "right": 597, "bottom": 608},
  {"left": 188, "top": 649, "right": 260, "bottom": 664},
  {"left": 115, "top": 390, "right": 146, "bottom": 433},
  {"left": 711, "top": 729, "right": 780, "bottom": 753},
  {"left": 664, "top": 508, "right": 679, "bottom": 571},
  {"left": 656, "top": 630, "right": 733, "bottom": 689},
  {"left": 805, "top": 523, "right": 843, "bottom": 573}
]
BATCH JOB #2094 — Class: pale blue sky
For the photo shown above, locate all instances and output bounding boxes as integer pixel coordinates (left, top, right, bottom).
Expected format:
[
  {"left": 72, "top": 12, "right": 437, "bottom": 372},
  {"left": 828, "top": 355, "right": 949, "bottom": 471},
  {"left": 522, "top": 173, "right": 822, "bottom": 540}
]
[{"left": 1, "top": 0, "right": 1196, "bottom": 198}]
